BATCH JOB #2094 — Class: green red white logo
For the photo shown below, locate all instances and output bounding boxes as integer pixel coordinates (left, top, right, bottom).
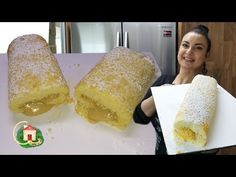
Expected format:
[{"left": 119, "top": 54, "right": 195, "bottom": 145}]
[{"left": 13, "top": 121, "right": 44, "bottom": 148}]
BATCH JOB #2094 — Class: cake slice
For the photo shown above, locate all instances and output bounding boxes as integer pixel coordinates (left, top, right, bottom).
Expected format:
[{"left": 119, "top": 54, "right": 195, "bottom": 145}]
[
  {"left": 74, "top": 47, "right": 157, "bottom": 130},
  {"left": 8, "top": 34, "right": 70, "bottom": 116}
]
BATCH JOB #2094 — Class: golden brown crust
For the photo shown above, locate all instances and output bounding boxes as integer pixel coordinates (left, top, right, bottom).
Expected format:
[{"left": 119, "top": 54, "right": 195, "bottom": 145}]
[
  {"left": 74, "top": 47, "right": 157, "bottom": 130},
  {"left": 8, "top": 34, "right": 70, "bottom": 115}
]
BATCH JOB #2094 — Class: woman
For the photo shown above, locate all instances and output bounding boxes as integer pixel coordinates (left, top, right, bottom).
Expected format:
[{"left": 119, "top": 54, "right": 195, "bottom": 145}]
[{"left": 133, "top": 24, "right": 215, "bottom": 155}]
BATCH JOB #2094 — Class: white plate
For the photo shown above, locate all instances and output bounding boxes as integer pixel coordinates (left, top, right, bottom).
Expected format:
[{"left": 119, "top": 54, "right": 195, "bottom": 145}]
[
  {"left": 0, "top": 53, "right": 157, "bottom": 154},
  {"left": 151, "top": 84, "right": 236, "bottom": 155}
]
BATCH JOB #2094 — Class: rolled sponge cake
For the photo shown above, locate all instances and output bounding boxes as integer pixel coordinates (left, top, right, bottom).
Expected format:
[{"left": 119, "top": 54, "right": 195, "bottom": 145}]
[
  {"left": 173, "top": 74, "right": 217, "bottom": 147},
  {"left": 8, "top": 34, "right": 70, "bottom": 116},
  {"left": 74, "top": 47, "right": 156, "bottom": 130}
]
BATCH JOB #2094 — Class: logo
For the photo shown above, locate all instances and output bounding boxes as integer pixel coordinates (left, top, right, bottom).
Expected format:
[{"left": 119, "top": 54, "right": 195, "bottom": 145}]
[
  {"left": 13, "top": 121, "right": 44, "bottom": 148},
  {"left": 163, "top": 30, "right": 172, "bottom": 37}
]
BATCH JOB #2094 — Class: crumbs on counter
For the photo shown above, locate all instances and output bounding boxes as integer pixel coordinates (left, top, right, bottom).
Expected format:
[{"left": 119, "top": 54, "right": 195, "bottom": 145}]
[
  {"left": 68, "top": 97, "right": 74, "bottom": 104},
  {"left": 74, "top": 63, "right": 80, "bottom": 68},
  {"left": 47, "top": 128, "right": 52, "bottom": 133}
]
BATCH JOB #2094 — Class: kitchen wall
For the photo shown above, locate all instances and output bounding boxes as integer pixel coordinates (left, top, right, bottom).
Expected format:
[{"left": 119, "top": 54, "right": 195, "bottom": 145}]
[{"left": 178, "top": 22, "right": 236, "bottom": 98}]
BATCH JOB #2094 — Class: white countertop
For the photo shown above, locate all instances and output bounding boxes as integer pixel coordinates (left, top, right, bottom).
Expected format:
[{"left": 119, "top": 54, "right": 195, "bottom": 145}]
[{"left": 0, "top": 53, "right": 157, "bottom": 154}]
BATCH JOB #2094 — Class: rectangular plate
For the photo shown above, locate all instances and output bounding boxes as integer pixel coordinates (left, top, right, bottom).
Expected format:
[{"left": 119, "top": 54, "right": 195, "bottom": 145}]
[{"left": 151, "top": 84, "right": 236, "bottom": 155}]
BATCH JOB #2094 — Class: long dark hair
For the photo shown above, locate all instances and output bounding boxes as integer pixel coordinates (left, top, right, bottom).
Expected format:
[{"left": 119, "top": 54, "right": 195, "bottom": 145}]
[{"left": 188, "top": 24, "right": 211, "bottom": 53}]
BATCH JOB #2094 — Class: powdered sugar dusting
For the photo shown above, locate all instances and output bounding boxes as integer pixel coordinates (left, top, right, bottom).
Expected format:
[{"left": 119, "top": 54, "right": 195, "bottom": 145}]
[
  {"left": 79, "top": 47, "right": 156, "bottom": 110},
  {"left": 8, "top": 34, "right": 68, "bottom": 101},
  {"left": 180, "top": 75, "right": 217, "bottom": 125}
]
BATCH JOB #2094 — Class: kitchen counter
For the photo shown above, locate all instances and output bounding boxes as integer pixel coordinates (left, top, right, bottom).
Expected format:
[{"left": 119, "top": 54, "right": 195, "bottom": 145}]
[{"left": 0, "top": 53, "right": 157, "bottom": 154}]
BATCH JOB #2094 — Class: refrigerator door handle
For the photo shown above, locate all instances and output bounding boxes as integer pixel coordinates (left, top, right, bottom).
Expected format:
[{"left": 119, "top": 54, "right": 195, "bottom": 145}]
[
  {"left": 124, "top": 32, "right": 129, "bottom": 48},
  {"left": 64, "top": 22, "right": 72, "bottom": 53},
  {"left": 116, "top": 32, "right": 121, "bottom": 47}
]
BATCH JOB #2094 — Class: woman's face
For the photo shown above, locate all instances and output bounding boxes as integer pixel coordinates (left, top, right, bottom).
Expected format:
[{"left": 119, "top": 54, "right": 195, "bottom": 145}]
[{"left": 178, "top": 32, "right": 208, "bottom": 71}]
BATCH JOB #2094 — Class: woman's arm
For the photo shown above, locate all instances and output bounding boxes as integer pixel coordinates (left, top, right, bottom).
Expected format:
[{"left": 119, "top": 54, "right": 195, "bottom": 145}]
[
  {"left": 133, "top": 94, "right": 155, "bottom": 124},
  {"left": 141, "top": 96, "right": 156, "bottom": 117},
  {"left": 133, "top": 75, "right": 173, "bottom": 124},
  {"left": 133, "top": 77, "right": 162, "bottom": 124}
]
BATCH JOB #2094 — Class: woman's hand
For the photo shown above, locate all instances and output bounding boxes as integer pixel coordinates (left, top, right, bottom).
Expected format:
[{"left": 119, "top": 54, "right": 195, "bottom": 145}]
[{"left": 141, "top": 96, "right": 156, "bottom": 117}]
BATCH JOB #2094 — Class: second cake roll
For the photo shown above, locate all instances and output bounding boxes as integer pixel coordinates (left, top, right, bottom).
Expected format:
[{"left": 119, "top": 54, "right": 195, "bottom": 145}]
[{"left": 74, "top": 47, "right": 157, "bottom": 130}]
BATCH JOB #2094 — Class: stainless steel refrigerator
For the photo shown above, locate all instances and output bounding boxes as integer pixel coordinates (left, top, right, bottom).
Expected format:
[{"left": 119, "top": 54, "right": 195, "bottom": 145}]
[{"left": 62, "top": 22, "right": 176, "bottom": 75}]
